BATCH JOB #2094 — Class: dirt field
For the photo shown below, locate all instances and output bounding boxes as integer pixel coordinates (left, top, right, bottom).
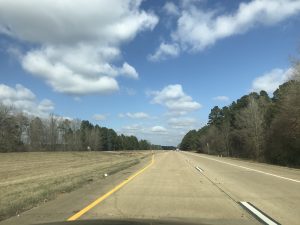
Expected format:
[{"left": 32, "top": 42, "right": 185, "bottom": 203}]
[{"left": 0, "top": 151, "right": 151, "bottom": 221}]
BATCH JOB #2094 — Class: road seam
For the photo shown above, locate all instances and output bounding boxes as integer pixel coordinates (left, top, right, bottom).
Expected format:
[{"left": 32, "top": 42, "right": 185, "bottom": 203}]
[{"left": 67, "top": 154, "right": 154, "bottom": 221}]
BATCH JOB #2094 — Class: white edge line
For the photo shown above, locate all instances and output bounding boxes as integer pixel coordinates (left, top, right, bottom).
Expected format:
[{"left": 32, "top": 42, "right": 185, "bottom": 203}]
[
  {"left": 195, "top": 166, "right": 204, "bottom": 172},
  {"left": 189, "top": 153, "right": 300, "bottom": 183},
  {"left": 240, "top": 202, "right": 278, "bottom": 225}
]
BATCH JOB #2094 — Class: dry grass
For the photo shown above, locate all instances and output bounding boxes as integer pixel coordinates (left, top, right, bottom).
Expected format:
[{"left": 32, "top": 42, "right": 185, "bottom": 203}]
[{"left": 0, "top": 151, "right": 150, "bottom": 221}]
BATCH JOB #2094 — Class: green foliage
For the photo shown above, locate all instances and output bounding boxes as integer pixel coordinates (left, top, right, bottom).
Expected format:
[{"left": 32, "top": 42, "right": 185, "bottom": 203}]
[
  {"left": 180, "top": 130, "right": 198, "bottom": 151},
  {"left": 179, "top": 69, "right": 300, "bottom": 167}
]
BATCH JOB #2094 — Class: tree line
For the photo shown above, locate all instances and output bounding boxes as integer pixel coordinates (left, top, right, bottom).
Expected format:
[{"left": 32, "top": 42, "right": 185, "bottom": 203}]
[
  {"left": 0, "top": 108, "right": 162, "bottom": 152},
  {"left": 180, "top": 63, "right": 300, "bottom": 167}
]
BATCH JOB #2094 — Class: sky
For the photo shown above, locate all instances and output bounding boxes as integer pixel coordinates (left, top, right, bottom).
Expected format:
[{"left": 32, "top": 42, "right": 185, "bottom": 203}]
[{"left": 0, "top": 0, "right": 300, "bottom": 146}]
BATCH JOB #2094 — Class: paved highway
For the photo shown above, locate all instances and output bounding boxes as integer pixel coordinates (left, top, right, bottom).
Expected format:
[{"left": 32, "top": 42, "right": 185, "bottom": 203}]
[{"left": 1, "top": 151, "right": 299, "bottom": 225}]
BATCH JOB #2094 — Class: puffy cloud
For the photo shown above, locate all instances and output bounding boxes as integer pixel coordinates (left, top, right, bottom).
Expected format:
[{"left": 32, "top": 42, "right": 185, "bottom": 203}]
[
  {"left": 251, "top": 68, "right": 294, "bottom": 94},
  {"left": 163, "top": 2, "right": 180, "bottom": 16},
  {"left": 38, "top": 99, "right": 55, "bottom": 112},
  {"left": 119, "top": 63, "right": 139, "bottom": 79},
  {"left": 119, "top": 112, "right": 150, "bottom": 119},
  {"left": 150, "top": 126, "right": 167, "bottom": 133},
  {"left": 0, "top": 83, "right": 54, "bottom": 117},
  {"left": 212, "top": 96, "right": 230, "bottom": 101},
  {"left": 151, "top": 0, "right": 300, "bottom": 60},
  {"left": 119, "top": 122, "right": 199, "bottom": 145},
  {"left": 0, "top": 0, "right": 158, "bottom": 95},
  {"left": 148, "top": 42, "right": 180, "bottom": 61},
  {"left": 22, "top": 47, "right": 119, "bottom": 95},
  {"left": 92, "top": 114, "right": 107, "bottom": 121},
  {"left": 150, "top": 84, "right": 201, "bottom": 115}
]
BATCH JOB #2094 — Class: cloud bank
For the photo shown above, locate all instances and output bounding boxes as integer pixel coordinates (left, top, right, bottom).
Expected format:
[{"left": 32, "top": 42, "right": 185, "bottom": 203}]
[
  {"left": 151, "top": 0, "right": 300, "bottom": 61},
  {"left": 119, "top": 112, "right": 150, "bottom": 119},
  {"left": 0, "top": 84, "right": 54, "bottom": 117},
  {"left": 0, "top": 0, "right": 158, "bottom": 95},
  {"left": 251, "top": 67, "right": 295, "bottom": 94}
]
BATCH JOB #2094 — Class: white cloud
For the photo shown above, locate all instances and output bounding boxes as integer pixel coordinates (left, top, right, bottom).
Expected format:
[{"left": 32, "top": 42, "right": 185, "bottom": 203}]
[
  {"left": 92, "top": 114, "right": 107, "bottom": 121},
  {"left": 119, "top": 62, "right": 139, "bottom": 79},
  {"left": 120, "top": 112, "right": 150, "bottom": 119},
  {"left": 119, "top": 122, "right": 197, "bottom": 145},
  {"left": 168, "top": 117, "right": 196, "bottom": 128},
  {"left": 121, "top": 124, "right": 168, "bottom": 136},
  {"left": 150, "top": 84, "right": 201, "bottom": 115},
  {"left": 151, "top": 126, "right": 167, "bottom": 133},
  {"left": 38, "top": 99, "right": 55, "bottom": 112},
  {"left": 151, "top": 0, "right": 300, "bottom": 59},
  {"left": 213, "top": 96, "right": 230, "bottom": 101},
  {"left": 0, "top": 83, "right": 54, "bottom": 117},
  {"left": 0, "top": 0, "right": 158, "bottom": 95},
  {"left": 251, "top": 67, "right": 295, "bottom": 94},
  {"left": 163, "top": 2, "right": 180, "bottom": 16},
  {"left": 148, "top": 42, "right": 180, "bottom": 61}
]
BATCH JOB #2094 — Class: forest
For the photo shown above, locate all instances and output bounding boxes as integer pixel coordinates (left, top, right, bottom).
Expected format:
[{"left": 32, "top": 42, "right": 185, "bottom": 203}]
[
  {"left": 180, "top": 63, "right": 300, "bottom": 167},
  {"left": 0, "top": 108, "right": 162, "bottom": 152}
]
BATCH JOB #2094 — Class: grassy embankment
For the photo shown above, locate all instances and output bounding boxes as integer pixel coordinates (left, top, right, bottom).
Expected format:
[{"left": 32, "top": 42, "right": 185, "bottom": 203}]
[{"left": 0, "top": 151, "right": 150, "bottom": 221}]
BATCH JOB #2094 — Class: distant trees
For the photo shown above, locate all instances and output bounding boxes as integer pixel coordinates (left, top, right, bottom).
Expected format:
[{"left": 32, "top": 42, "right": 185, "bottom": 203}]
[
  {"left": 236, "top": 95, "right": 267, "bottom": 160},
  {"left": 161, "top": 146, "right": 176, "bottom": 150},
  {"left": 29, "top": 117, "right": 44, "bottom": 150},
  {"left": 0, "top": 106, "right": 160, "bottom": 152},
  {"left": 180, "top": 64, "right": 300, "bottom": 167},
  {"left": 265, "top": 79, "right": 300, "bottom": 165},
  {"left": 0, "top": 104, "right": 21, "bottom": 152}
]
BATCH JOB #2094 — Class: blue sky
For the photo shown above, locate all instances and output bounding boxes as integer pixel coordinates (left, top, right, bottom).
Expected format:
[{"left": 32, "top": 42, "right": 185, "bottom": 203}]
[{"left": 0, "top": 0, "right": 300, "bottom": 145}]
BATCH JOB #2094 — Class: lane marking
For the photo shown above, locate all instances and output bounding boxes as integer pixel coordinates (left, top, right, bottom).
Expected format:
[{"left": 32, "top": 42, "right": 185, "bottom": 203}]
[
  {"left": 195, "top": 166, "right": 204, "bottom": 172},
  {"left": 187, "top": 153, "right": 300, "bottom": 183},
  {"left": 67, "top": 155, "right": 154, "bottom": 221},
  {"left": 239, "top": 201, "right": 280, "bottom": 225}
]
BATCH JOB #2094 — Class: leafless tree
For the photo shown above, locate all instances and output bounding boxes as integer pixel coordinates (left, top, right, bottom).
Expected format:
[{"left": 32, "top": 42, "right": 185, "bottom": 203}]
[{"left": 237, "top": 96, "right": 265, "bottom": 160}]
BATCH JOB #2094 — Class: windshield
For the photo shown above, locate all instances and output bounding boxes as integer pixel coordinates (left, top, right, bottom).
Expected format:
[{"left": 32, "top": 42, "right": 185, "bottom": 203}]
[{"left": 0, "top": 1, "right": 299, "bottom": 225}]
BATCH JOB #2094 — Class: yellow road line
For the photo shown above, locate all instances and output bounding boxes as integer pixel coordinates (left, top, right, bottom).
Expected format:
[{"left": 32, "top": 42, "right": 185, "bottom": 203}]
[{"left": 67, "top": 154, "right": 155, "bottom": 221}]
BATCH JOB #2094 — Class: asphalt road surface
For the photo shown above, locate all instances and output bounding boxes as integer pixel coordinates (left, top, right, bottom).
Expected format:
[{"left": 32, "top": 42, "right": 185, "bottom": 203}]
[{"left": 1, "top": 151, "right": 299, "bottom": 225}]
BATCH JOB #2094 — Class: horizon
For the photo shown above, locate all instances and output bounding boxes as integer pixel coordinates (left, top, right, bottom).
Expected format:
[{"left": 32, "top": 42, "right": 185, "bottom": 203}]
[{"left": 1, "top": 0, "right": 300, "bottom": 146}]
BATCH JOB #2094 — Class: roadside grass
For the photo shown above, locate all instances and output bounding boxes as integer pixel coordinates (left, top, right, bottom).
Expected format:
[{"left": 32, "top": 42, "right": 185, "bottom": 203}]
[{"left": 0, "top": 151, "right": 150, "bottom": 221}]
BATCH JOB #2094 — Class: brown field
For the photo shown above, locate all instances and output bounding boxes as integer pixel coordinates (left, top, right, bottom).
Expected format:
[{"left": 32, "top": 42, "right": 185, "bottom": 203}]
[{"left": 0, "top": 151, "right": 151, "bottom": 221}]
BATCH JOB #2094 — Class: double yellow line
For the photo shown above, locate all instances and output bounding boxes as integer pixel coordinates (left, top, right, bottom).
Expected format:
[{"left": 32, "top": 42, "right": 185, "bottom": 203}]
[{"left": 67, "top": 154, "right": 155, "bottom": 221}]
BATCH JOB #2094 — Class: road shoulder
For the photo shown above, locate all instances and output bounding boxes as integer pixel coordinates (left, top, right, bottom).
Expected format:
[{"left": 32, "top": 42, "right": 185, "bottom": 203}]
[{"left": 0, "top": 153, "right": 154, "bottom": 225}]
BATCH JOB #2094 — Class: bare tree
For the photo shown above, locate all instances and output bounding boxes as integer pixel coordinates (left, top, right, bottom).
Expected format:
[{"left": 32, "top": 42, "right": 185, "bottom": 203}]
[
  {"left": 29, "top": 117, "right": 45, "bottom": 151},
  {"left": 220, "top": 118, "right": 231, "bottom": 156},
  {"left": 47, "top": 114, "right": 58, "bottom": 151},
  {"left": 0, "top": 104, "right": 20, "bottom": 152},
  {"left": 237, "top": 96, "right": 265, "bottom": 160}
]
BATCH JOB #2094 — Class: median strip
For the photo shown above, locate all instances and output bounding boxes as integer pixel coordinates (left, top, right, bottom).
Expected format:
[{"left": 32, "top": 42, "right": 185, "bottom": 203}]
[
  {"left": 67, "top": 154, "right": 154, "bottom": 221},
  {"left": 239, "top": 201, "right": 280, "bottom": 225}
]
